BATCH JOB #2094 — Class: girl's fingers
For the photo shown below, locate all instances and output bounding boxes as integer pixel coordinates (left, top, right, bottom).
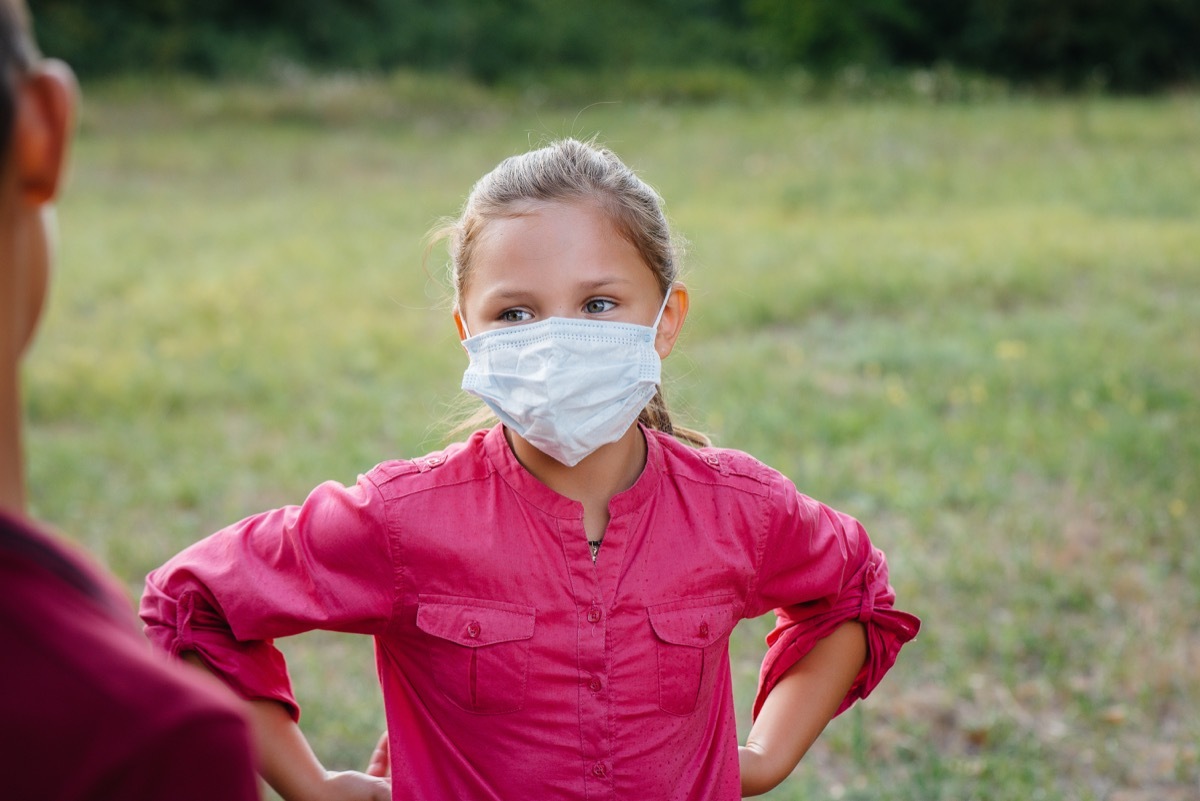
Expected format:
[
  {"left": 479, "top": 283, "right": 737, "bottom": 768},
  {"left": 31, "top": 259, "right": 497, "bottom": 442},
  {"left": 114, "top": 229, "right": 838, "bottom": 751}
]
[{"left": 366, "top": 730, "right": 390, "bottom": 778}]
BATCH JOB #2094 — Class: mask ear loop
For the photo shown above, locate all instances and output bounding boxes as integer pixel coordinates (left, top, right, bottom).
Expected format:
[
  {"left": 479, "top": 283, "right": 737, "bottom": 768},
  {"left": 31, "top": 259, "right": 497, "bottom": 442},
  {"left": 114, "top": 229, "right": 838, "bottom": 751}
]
[{"left": 651, "top": 284, "right": 675, "bottom": 331}]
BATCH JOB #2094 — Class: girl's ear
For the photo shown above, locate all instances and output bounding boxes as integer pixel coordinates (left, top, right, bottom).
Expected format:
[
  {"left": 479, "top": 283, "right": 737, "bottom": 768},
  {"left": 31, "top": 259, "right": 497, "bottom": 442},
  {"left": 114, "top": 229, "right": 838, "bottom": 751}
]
[
  {"left": 453, "top": 307, "right": 469, "bottom": 342},
  {"left": 13, "top": 59, "right": 77, "bottom": 206},
  {"left": 654, "top": 283, "right": 689, "bottom": 358}
]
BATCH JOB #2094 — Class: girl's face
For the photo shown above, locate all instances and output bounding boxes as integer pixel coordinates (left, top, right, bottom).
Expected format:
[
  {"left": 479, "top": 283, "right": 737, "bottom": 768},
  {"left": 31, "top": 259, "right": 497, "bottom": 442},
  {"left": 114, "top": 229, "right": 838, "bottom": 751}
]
[{"left": 455, "top": 200, "right": 687, "bottom": 357}]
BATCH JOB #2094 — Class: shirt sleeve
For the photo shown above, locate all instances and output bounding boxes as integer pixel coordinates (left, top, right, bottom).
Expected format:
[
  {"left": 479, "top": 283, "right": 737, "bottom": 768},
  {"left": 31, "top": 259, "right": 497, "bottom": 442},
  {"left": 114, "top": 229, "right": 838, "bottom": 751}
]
[
  {"left": 747, "top": 475, "right": 920, "bottom": 720},
  {"left": 139, "top": 473, "right": 396, "bottom": 721}
]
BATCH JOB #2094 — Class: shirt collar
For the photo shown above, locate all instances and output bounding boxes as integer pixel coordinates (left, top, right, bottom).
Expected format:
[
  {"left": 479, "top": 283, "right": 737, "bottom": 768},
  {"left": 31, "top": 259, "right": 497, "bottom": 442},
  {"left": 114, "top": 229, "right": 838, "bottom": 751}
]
[{"left": 481, "top": 423, "right": 663, "bottom": 518}]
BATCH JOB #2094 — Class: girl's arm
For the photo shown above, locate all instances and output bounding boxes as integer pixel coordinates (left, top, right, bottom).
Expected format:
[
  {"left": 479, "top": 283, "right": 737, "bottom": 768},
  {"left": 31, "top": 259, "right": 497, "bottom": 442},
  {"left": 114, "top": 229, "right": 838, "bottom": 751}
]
[
  {"left": 140, "top": 475, "right": 397, "bottom": 800},
  {"left": 184, "top": 654, "right": 391, "bottom": 801},
  {"left": 739, "top": 621, "right": 867, "bottom": 797}
]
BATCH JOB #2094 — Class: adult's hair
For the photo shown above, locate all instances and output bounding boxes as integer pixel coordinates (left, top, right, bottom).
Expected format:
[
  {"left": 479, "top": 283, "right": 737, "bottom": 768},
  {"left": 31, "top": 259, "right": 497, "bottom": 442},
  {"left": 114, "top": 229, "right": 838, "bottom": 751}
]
[
  {"left": 0, "top": 0, "right": 37, "bottom": 159},
  {"left": 432, "top": 138, "right": 709, "bottom": 448}
]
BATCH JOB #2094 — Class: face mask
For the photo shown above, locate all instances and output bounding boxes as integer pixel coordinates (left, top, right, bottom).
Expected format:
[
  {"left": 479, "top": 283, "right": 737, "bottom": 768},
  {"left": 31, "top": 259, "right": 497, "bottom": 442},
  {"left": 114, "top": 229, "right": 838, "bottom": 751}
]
[{"left": 460, "top": 292, "right": 671, "bottom": 467}]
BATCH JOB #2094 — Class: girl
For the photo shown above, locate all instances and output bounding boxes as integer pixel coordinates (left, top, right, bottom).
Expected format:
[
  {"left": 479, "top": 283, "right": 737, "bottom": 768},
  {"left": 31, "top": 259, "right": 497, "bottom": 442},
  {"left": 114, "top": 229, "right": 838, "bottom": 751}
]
[{"left": 141, "top": 138, "right": 919, "bottom": 800}]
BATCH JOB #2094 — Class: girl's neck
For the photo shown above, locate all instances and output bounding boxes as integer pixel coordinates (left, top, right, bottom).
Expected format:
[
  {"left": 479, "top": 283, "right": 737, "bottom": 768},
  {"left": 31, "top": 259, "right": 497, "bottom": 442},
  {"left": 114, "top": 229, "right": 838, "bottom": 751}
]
[{"left": 505, "top": 424, "right": 647, "bottom": 508}]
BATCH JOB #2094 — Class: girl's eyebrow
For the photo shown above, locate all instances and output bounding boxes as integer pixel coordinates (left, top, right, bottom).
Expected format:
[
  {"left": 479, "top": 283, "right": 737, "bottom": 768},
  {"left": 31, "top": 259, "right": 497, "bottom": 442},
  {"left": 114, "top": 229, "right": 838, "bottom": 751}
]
[
  {"left": 577, "top": 277, "right": 633, "bottom": 291},
  {"left": 480, "top": 288, "right": 535, "bottom": 303},
  {"left": 479, "top": 277, "right": 633, "bottom": 303}
]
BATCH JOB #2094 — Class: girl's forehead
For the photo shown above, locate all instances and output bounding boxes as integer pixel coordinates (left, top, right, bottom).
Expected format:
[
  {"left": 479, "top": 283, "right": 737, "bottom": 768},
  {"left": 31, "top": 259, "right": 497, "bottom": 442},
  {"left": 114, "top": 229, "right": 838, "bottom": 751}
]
[
  {"left": 462, "top": 203, "right": 656, "bottom": 298},
  {"left": 479, "top": 197, "right": 611, "bottom": 234},
  {"left": 474, "top": 202, "right": 628, "bottom": 262}
]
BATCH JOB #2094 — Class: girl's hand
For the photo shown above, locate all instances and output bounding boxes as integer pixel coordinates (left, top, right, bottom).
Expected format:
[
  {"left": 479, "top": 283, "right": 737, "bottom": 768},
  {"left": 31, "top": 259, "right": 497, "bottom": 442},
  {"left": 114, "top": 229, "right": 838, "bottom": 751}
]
[
  {"left": 366, "top": 731, "right": 390, "bottom": 778},
  {"left": 304, "top": 731, "right": 390, "bottom": 800},
  {"left": 180, "top": 654, "right": 392, "bottom": 801},
  {"left": 316, "top": 770, "right": 391, "bottom": 801},
  {"left": 294, "top": 730, "right": 387, "bottom": 801}
]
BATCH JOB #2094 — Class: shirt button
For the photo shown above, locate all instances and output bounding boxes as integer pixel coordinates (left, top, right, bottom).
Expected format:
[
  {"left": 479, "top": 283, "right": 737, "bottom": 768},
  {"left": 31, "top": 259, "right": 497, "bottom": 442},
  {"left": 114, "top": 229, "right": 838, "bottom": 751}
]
[
  {"left": 699, "top": 622, "right": 710, "bottom": 638},
  {"left": 591, "top": 762, "right": 607, "bottom": 778},
  {"left": 588, "top": 677, "right": 603, "bottom": 692},
  {"left": 587, "top": 607, "right": 603, "bottom": 623},
  {"left": 466, "top": 621, "right": 481, "bottom": 639}
]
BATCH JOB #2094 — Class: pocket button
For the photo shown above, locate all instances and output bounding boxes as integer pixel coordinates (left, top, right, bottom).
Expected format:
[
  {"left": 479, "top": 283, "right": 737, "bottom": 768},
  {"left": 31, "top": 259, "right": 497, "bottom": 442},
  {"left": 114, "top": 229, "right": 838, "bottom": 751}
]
[
  {"left": 466, "top": 621, "right": 481, "bottom": 639},
  {"left": 699, "top": 622, "right": 709, "bottom": 638}
]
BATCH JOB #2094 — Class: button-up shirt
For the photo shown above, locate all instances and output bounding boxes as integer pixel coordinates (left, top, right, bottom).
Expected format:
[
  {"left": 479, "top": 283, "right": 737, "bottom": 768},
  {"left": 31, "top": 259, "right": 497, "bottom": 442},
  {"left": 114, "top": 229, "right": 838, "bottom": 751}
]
[{"left": 141, "top": 425, "right": 919, "bottom": 800}]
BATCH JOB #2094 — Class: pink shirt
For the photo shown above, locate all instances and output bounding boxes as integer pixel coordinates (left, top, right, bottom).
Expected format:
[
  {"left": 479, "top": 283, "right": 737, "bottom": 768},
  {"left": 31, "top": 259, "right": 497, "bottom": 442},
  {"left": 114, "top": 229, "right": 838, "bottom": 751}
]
[{"left": 141, "top": 425, "right": 918, "bottom": 800}]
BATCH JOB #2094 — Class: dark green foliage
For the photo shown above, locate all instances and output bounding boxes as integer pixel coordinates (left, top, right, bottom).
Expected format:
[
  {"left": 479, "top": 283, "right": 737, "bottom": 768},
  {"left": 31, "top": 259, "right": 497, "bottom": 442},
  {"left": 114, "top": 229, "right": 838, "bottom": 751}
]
[
  {"left": 745, "top": 0, "right": 921, "bottom": 70},
  {"left": 28, "top": 0, "right": 1200, "bottom": 90},
  {"left": 893, "top": 0, "right": 1200, "bottom": 91}
]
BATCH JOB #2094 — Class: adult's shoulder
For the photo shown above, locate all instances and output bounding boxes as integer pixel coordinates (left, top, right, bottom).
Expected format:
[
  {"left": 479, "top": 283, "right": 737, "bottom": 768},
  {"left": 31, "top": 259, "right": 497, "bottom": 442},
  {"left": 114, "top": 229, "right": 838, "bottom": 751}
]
[
  {"left": 58, "top": 648, "right": 259, "bottom": 801},
  {"left": 93, "top": 646, "right": 258, "bottom": 800},
  {"left": 0, "top": 513, "right": 258, "bottom": 800}
]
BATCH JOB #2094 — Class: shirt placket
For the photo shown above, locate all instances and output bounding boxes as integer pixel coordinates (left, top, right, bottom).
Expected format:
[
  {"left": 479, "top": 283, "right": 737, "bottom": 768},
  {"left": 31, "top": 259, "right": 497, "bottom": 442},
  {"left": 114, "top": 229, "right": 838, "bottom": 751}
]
[{"left": 558, "top": 515, "right": 616, "bottom": 799}]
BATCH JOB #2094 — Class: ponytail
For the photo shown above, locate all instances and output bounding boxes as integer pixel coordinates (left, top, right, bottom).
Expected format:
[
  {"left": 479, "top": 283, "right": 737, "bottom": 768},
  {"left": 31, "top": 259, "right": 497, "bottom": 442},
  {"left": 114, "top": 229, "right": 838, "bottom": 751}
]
[{"left": 638, "top": 386, "right": 710, "bottom": 448}]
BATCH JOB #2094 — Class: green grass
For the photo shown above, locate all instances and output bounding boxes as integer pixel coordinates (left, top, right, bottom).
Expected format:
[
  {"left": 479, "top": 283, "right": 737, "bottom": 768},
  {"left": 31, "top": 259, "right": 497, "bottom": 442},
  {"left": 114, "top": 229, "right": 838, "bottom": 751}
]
[{"left": 25, "top": 76, "right": 1200, "bottom": 799}]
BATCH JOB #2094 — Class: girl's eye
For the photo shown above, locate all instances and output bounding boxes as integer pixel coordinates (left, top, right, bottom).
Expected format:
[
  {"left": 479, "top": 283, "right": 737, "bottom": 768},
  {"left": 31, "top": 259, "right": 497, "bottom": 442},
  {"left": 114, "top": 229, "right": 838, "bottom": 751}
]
[
  {"left": 584, "top": 298, "right": 616, "bottom": 314},
  {"left": 499, "top": 309, "right": 532, "bottom": 323}
]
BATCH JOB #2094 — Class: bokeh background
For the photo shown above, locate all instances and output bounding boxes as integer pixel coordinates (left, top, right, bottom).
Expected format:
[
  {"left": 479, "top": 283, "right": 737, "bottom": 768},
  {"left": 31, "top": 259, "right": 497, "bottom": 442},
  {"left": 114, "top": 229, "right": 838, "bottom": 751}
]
[{"left": 24, "top": 2, "right": 1199, "bottom": 799}]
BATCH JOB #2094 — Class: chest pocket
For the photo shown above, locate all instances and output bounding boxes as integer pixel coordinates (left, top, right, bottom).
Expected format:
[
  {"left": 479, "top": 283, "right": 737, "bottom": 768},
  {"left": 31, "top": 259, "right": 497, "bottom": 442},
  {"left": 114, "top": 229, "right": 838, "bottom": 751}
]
[
  {"left": 647, "top": 596, "right": 739, "bottom": 716},
  {"left": 416, "top": 596, "right": 536, "bottom": 715}
]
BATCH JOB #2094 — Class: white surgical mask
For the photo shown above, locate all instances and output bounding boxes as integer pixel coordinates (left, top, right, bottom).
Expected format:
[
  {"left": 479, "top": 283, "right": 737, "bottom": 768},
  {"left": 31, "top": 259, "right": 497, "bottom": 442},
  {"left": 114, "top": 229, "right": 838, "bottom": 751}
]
[{"left": 460, "top": 292, "right": 671, "bottom": 467}]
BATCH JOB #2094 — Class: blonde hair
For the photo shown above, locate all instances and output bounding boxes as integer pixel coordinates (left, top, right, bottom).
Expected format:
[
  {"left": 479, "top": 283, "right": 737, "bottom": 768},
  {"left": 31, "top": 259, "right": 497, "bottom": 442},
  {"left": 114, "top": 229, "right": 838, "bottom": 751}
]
[{"left": 431, "top": 138, "right": 709, "bottom": 448}]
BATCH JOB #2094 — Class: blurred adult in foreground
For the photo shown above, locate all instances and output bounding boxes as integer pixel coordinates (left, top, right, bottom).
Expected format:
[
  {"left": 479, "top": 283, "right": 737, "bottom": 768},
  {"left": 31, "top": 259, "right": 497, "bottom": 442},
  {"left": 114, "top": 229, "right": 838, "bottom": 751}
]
[{"left": 0, "top": 2, "right": 260, "bottom": 798}]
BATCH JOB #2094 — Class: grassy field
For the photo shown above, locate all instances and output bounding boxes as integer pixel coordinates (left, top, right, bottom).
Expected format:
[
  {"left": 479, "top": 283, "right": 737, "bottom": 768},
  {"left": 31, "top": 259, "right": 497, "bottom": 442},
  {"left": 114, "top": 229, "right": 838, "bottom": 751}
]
[{"left": 24, "top": 77, "right": 1199, "bottom": 799}]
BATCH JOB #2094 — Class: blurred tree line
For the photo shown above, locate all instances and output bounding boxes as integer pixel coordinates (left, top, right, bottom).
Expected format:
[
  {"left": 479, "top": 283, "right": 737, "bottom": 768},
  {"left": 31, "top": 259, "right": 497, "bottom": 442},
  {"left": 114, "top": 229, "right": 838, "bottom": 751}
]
[{"left": 31, "top": 0, "right": 1200, "bottom": 92}]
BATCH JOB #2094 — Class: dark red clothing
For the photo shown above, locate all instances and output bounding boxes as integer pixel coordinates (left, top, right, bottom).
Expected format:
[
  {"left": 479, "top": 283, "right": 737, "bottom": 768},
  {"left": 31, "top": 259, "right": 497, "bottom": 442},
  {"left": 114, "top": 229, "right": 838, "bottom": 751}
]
[{"left": 0, "top": 509, "right": 259, "bottom": 801}]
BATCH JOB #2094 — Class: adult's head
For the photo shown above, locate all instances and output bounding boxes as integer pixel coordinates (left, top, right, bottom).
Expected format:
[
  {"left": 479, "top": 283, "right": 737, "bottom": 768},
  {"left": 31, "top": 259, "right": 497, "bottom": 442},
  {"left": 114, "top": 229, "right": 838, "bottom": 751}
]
[{"left": 0, "top": 0, "right": 76, "bottom": 512}]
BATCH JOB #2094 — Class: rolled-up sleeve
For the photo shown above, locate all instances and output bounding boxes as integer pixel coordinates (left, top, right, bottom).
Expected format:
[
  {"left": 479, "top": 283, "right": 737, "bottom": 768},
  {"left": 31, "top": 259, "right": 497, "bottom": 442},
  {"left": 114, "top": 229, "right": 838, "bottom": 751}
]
[
  {"left": 140, "top": 474, "right": 396, "bottom": 721},
  {"left": 748, "top": 478, "right": 920, "bottom": 719}
]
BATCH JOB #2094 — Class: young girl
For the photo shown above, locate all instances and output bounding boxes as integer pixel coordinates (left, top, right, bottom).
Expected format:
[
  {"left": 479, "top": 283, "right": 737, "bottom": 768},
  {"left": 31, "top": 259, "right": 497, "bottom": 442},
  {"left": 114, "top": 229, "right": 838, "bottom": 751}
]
[{"left": 141, "top": 138, "right": 919, "bottom": 800}]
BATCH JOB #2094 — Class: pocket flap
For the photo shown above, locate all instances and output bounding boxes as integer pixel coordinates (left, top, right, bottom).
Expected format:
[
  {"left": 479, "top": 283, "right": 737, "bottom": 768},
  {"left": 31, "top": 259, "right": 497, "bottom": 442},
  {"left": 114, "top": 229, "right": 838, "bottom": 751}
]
[
  {"left": 416, "top": 596, "right": 536, "bottom": 648},
  {"left": 648, "top": 597, "right": 738, "bottom": 648}
]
